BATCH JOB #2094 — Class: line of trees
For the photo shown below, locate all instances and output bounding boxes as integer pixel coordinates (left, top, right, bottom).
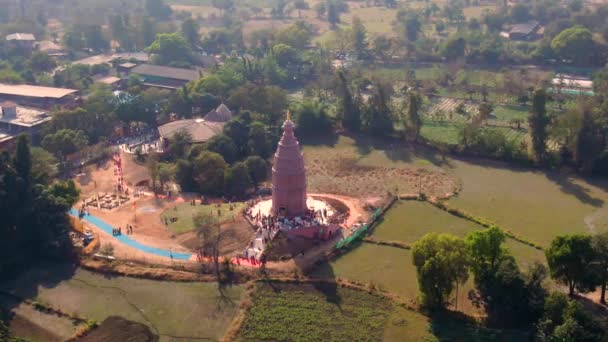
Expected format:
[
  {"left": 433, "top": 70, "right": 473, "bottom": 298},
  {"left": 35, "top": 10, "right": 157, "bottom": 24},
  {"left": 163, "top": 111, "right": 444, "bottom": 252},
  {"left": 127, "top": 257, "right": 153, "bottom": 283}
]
[{"left": 412, "top": 227, "right": 607, "bottom": 340}]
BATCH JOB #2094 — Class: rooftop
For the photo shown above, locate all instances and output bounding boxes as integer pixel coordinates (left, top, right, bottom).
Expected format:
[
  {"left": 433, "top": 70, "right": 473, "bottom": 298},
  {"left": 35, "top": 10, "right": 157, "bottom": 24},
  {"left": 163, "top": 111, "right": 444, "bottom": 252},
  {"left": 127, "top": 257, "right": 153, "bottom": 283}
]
[
  {"left": 6, "top": 33, "right": 35, "bottom": 41},
  {"left": 119, "top": 62, "right": 138, "bottom": 69},
  {"left": 0, "top": 105, "right": 50, "bottom": 127},
  {"left": 158, "top": 119, "right": 224, "bottom": 143},
  {"left": 509, "top": 21, "right": 540, "bottom": 35},
  {"left": 0, "top": 83, "right": 78, "bottom": 99},
  {"left": 95, "top": 76, "right": 121, "bottom": 85},
  {"left": 131, "top": 64, "right": 201, "bottom": 82},
  {"left": 36, "top": 40, "right": 62, "bottom": 52},
  {"left": 203, "top": 103, "right": 233, "bottom": 122}
]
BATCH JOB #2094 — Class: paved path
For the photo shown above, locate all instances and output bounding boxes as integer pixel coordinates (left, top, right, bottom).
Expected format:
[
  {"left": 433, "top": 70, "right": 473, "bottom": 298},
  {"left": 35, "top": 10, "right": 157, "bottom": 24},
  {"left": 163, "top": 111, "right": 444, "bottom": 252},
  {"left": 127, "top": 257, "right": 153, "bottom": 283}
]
[{"left": 70, "top": 209, "right": 192, "bottom": 260}]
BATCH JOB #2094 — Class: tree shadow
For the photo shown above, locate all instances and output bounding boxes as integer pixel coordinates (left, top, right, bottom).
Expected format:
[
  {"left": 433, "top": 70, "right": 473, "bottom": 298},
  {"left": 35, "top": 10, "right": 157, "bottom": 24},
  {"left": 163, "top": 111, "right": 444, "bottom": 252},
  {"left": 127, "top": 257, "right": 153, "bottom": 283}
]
[
  {"left": 545, "top": 173, "right": 604, "bottom": 208},
  {"left": 428, "top": 310, "right": 530, "bottom": 341},
  {"left": 299, "top": 132, "right": 340, "bottom": 147},
  {"left": 0, "top": 262, "right": 78, "bottom": 318}
]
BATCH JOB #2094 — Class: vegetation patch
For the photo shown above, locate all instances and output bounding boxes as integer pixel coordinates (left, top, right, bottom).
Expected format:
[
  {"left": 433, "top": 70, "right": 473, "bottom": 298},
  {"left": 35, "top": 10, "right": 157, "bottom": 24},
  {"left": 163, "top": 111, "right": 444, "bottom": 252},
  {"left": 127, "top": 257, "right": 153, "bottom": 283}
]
[
  {"left": 162, "top": 201, "right": 246, "bottom": 234},
  {"left": 237, "top": 282, "right": 415, "bottom": 342}
]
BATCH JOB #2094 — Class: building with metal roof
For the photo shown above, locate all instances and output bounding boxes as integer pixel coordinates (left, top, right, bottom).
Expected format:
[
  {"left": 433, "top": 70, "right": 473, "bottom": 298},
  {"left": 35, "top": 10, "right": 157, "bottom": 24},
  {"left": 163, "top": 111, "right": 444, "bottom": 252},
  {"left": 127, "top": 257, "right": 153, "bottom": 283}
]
[{"left": 129, "top": 64, "right": 201, "bottom": 90}]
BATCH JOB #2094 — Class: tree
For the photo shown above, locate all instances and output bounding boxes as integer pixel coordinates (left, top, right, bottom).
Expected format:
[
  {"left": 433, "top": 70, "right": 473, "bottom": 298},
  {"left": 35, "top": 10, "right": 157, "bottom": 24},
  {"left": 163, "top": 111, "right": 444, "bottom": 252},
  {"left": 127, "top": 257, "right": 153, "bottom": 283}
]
[
  {"left": 510, "top": 4, "right": 531, "bottom": 22},
  {"left": 363, "top": 81, "right": 394, "bottom": 136},
  {"left": 405, "top": 91, "right": 422, "bottom": 142},
  {"left": 327, "top": 1, "right": 339, "bottom": 28},
  {"left": 551, "top": 26, "right": 595, "bottom": 65},
  {"left": 42, "top": 129, "right": 89, "bottom": 158},
  {"left": 294, "top": 0, "right": 309, "bottom": 18},
  {"left": 146, "top": 152, "right": 160, "bottom": 192},
  {"left": 592, "top": 232, "right": 608, "bottom": 304},
  {"left": 224, "top": 162, "right": 252, "bottom": 197},
  {"left": 212, "top": 0, "right": 234, "bottom": 15},
  {"left": 223, "top": 118, "right": 250, "bottom": 158},
  {"left": 194, "top": 212, "right": 221, "bottom": 280},
  {"left": 537, "top": 293, "right": 606, "bottom": 341},
  {"left": 192, "top": 151, "right": 227, "bottom": 194},
  {"left": 272, "top": 44, "right": 298, "bottom": 67},
  {"left": 29, "top": 51, "right": 56, "bottom": 72},
  {"left": 30, "top": 147, "right": 57, "bottom": 183},
  {"left": 158, "top": 163, "right": 174, "bottom": 192},
  {"left": 167, "top": 130, "right": 192, "bottom": 159},
  {"left": 529, "top": 89, "right": 549, "bottom": 164},
  {"left": 206, "top": 134, "right": 238, "bottom": 164},
  {"left": 351, "top": 16, "right": 368, "bottom": 60},
  {"left": 293, "top": 100, "right": 333, "bottom": 136},
  {"left": 146, "top": 33, "right": 192, "bottom": 66},
  {"left": 396, "top": 11, "right": 421, "bottom": 42},
  {"left": 248, "top": 121, "right": 271, "bottom": 158},
  {"left": 574, "top": 107, "right": 604, "bottom": 174},
  {"left": 315, "top": 2, "right": 326, "bottom": 18},
  {"left": 244, "top": 156, "right": 267, "bottom": 188},
  {"left": 336, "top": 70, "right": 361, "bottom": 131},
  {"left": 274, "top": 21, "right": 313, "bottom": 50},
  {"left": 145, "top": 0, "right": 172, "bottom": 20},
  {"left": 546, "top": 234, "right": 597, "bottom": 296},
  {"left": 412, "top": 233, "right": 469, "bottom": 309},
  {"left": 82, "top": 25, "right": 109, "bottom": 51},
  {"left": 181, "top": 17, "right": 200, "bottom": 48},
  {"left": 441, "top": 37, "right": 466, "bottom": 61}
]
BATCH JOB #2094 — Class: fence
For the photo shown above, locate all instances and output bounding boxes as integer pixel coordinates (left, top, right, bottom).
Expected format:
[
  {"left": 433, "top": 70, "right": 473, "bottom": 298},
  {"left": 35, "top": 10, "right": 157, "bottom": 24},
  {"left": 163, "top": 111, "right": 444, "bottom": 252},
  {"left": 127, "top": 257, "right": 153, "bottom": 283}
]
[{"left": 334, "top": 196, "right": 398, "bottom": 250}]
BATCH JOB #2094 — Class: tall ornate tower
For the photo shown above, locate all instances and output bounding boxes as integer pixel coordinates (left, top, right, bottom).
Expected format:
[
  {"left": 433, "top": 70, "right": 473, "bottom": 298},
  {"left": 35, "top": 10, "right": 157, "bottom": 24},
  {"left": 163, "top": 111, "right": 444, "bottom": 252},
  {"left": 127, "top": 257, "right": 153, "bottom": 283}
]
[{"left": 271, "top": 112, "right": 307, "bottom": 217}]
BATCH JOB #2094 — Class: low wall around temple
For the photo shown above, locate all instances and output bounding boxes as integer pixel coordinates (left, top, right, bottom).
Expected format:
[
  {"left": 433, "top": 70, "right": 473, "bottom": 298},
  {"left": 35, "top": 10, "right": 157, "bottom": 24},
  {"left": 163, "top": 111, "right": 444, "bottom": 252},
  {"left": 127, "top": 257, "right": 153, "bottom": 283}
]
[{"left": 287, "top": 224, "right": 342, "bottom": 240}]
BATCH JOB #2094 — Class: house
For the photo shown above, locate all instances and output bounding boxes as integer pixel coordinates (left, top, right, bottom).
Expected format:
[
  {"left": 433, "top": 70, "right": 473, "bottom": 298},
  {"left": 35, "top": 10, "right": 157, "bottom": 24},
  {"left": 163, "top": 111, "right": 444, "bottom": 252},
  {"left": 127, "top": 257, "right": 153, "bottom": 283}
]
[
  {"left": 94, "top": 76, "right": 122, "bottom": 89},
  {"left": 203, "top": 103, "right": 233, "bottom": 122},
  {"left": 128, "top": 64, "right": 201, "bottom": 90},
  {"left": 6, "top": 33, "right": 36, "bottom": 54},
  {"left": 118, "top": 62, "right": 138, "bottom": 78},
  {"left": 0, "top": 83, "right": 79, "bottom": 109},
  {"left": 0, "top": 102, "right": 51, "bottom": 149},
  {"left": 157, "top": 118, "right": 225, "bottom": 150},
  {"left": 508, "top": 21, "right": 542, "bottom": 41},
  {"left": 35, "top": 40, "right": 66, "bottom": 58}
]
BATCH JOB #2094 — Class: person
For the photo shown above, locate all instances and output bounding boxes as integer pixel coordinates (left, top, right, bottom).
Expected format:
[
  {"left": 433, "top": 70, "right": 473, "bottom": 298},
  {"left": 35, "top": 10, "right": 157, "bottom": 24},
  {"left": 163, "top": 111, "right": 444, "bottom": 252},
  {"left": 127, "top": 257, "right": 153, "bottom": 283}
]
[{"left": 118, "top": 227, "right": 122, "bottom": 236}]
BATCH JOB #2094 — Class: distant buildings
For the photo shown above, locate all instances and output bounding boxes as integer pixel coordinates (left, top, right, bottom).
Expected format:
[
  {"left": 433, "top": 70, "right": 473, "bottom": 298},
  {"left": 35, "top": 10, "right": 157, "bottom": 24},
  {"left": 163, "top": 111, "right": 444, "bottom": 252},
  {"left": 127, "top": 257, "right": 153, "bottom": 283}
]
[
  {"left": 5, "top": 33, "right": 36, "bottom": 54},
  {"left": 129, "top": 64, "right": 202, "bottom": 90},
  {"left": 35, "top": 40, "right": 66, "bottom": 58},
  {"left": 0, "top": 83, "right": 79, "bottom": 109},
  {"left": 508, "top": 21, "right": 543, "bottom": 41},
  {"left": 550, "top": 74, "right": 595, "bottom": 96},
  {"left": 0, "top": 101, "right": 51, "bottom": 149}
]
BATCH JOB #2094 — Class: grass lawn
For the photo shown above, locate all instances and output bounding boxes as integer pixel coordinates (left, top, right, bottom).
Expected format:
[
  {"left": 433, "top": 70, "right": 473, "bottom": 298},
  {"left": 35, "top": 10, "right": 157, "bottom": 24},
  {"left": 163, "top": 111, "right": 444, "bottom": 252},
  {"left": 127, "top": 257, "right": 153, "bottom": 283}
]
[
  {"left": 0, "top": 266, "right": 243, "bottom": 341},
  {"left": 371, "top": 200, "right": 546, "bottom": 267},
  {"left": 447, "top": 158, "right": 608, "bottom": 247},
  {"left": 342, "top": 6, "right": 397, "bottom": 35},
  {"left": 421, "top": 121, "right": 464, "bottom": 145},
  {"left": 493, "top": 105, "right": 529, "bottom": 122},
  {"left": 162, "top": 201, "right": 246, "bottom": 234}
]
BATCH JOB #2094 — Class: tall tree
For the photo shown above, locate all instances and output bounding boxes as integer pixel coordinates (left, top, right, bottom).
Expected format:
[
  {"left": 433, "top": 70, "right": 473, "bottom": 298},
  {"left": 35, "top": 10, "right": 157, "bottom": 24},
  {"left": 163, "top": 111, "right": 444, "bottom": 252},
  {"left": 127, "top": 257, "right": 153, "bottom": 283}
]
[
  {"left": 529, "top": 89, "right": 549, "bottom": 164},
  {"left": 351, "top": 16, "right": 368, "bottom": 60},
  {"left": 192, "top": 151, "right": 227, "bottom": 195},
  {"left": 592, "top": 232, "right": 608, "bottom": 304},
  {"left": 327, "top": 1, "right": 339, "bottom": 28},
  {"left": 224, "top": 162, "right": 252, "bottom": 197},
  {"left": 405, "top": 91, "right": 422, "bottom": 142},
  {"left": 546, "top": 234, "right": 597, "bottom": 296},
  {"left": 145, "top": 33, "right": 192, "bottom": 66},
  {"left": 574, "top": 107, "right": 604, "bottom": 174},
  {"left": 412, "top": 233, "right": 469, "bottom": 309},
  {"left": 336, "top": 70, "right": 361, "bottom": 131},
  {"left": 145, "top": 0, "right": 172, "bottom": 20},
  {"left": 181, "top": 17, "right": 200, "bottom": 48},
  {"left": 244, "top": 155, "right": 267, "bottom": 189},
  {"left": 14, "top": 135, "right": 32, "bottom": 184}
]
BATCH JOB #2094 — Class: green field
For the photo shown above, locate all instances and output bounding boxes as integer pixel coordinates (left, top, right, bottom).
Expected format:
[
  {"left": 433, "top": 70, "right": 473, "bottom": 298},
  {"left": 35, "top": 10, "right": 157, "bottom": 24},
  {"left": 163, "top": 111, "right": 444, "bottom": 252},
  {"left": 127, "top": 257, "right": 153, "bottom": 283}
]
[
  {"left": 421, "top": 121, "right": 464, "bottom": 145},
  {"left": 162, "top": 201, "right": 246, "bottom": 234},
  {"left": 1, "top": 265, "right": 243, "bottom": 341},
  {"left": 238, "top": 282, "right": 522, "bottom": 342},
  {"left": 447, "top": 158, "right": 608, "bottom": 247}
]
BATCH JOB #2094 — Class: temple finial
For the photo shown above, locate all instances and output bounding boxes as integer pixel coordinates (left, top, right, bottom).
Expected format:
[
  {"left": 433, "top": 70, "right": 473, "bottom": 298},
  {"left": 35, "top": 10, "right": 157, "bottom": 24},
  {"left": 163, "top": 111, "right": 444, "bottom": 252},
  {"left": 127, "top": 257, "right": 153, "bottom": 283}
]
[{"left": 286, "top": 110, "right": 291, "bottom": 121}]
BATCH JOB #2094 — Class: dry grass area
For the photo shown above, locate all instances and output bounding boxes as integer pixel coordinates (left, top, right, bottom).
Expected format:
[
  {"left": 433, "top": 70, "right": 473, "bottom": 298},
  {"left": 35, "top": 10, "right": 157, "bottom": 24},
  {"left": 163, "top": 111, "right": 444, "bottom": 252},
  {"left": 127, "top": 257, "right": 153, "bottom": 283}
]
[{"left": 301, "top": 135, "right": 459, "bottom": 199}]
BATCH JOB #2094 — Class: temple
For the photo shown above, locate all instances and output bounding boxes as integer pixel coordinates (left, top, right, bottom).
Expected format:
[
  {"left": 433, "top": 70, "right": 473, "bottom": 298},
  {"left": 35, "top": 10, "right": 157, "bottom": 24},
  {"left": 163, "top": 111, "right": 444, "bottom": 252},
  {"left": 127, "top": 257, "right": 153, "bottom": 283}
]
[{"left": 271, "top": 112, "right": 308, "bottom": 217}]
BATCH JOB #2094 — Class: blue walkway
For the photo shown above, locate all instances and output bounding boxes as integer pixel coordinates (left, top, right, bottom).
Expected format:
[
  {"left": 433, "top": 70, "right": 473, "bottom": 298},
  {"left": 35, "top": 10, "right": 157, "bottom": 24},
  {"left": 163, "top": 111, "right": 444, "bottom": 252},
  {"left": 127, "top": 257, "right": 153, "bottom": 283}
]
[{"left": 69, "top": 208, "right": 192, "bottom": 260}]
